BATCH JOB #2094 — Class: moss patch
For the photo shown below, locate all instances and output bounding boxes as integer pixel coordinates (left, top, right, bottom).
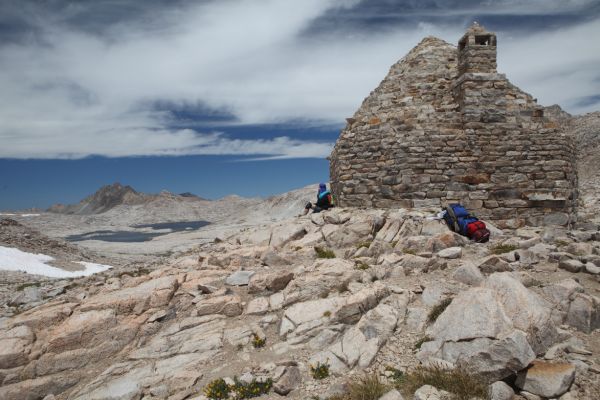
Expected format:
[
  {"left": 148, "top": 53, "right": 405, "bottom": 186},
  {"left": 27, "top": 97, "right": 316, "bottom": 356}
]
[
  {"left": 427, "top": 297, "right": 453, "bottom": 324},
  {"left": 490, "top": 244, "right": 518, "bottom": 254},
  {"left": 314, "top": 246, "right": 336, "bottom": 259}
]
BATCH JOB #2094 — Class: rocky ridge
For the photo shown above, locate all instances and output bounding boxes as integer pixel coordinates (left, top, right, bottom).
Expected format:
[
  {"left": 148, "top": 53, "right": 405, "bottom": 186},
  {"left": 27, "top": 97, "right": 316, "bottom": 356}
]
[
  {"left": 1, "top": 208, "right": 598, "bottom": 400},
  {"left": 47, "top": 183, "right": 210, "bottom": 215}
]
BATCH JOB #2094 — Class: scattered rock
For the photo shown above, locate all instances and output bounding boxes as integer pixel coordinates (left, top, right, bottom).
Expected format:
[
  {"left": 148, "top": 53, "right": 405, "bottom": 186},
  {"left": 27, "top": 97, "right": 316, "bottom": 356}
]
[
  {"left": 323, "top": 210, "right": 351, "bottom": 225},
  {"left": 426, "top": 287, "right": 513, "bottom": 342},
  {"left": 488, "top": 381, "right": 514, "bottom": 400},
  {"left": 79, "top": 276, "right": 178, "bottom": 315},
  {"left": 248, "top": 271, "right": 294, "bottom": 294},
  {"left": 246, "top": 297, "right": 270, "bottom": 315},
  {"left": 458, "top": 330, "right": 536, "bottom": 382},
  {"left": 566, "top": 242, "right": 593, "bottom": 256},
  {"left": 584, "top": 263, "right": 600, "bottom": 275},
  {"left": 197, "top": 295, "right": 243, "bottom": 317},
  {"left": 0, "top": 325, "right": 34, "bottom": 369},
  {"left": 225, "top": 270, "right": 256, "bottom": 286},
  {"left": 379, "top": 388, "right": 405, "bottom": 400},
  {"left": 329, "top": 296, "right": 404, "bottom": 369},
  {"left": 519, "top": 390, "right": 543, "bottom": 400},
  {"left": 270, "top": 224, "right": 308, "bottom": 248},
  {"left": 437, "top": 247, "right": 462, "bottom": 259},
  {"left": 421, "top": 220, "right": 448, "bottom": 237},
  {"left": 9, "top": 286, "right": 42, "bottom": 306},
  {"left": 515, "top": 360, "right": 576, "bottom": 398},
  {"left": 398, "top": 254, "right": 430, "bottom": 272},
  {"left": 485, "top": 273, "right": 558, "bottom": 354},
  {"left": 413, "top": 385, "right": 444, "bottom": 400},
  {"left": 559, "top": 259, "right": 584, "bottom": 273},
  {"left": 478, "top": 256, "right": 511, "bottom": 274},
  {"left": 452, "top": 262, "right": 484, "bottom": 286},
  {"left": 566, "top": 293, "right": 600, "bottom": 333},
  {"left": 46, "top": 309, "right": 118, "bottom": 353},
  {"left": 273, "top": 366, "right": 302, "bottom": 395},
  {"left": 261, "top": 251, "right": 291, "bottom": 266}
]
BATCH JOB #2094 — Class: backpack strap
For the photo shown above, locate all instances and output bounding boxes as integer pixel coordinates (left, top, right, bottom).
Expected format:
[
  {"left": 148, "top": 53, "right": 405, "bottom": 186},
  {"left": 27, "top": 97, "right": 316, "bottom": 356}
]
[
  {"left": 318, "top": 190, "right": 331, "bottom": 200},
  {"left": 445, "top": 206, "right": 460, "bottom": 233}
]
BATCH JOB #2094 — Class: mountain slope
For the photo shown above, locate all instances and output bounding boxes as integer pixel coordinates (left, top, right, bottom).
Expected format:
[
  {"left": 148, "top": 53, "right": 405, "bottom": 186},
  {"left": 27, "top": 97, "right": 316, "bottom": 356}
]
[{"left": 47, "top": 183, "right": 209, "bottom": 215}]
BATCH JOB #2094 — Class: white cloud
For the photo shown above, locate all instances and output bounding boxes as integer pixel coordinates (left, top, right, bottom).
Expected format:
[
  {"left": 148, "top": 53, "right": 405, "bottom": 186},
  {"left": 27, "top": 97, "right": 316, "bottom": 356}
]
[
  {"left": 0, "top": 0, "right": 598, "bottom": 159},
  {"left": 499, "top": 21, "right": 600, "bottom": 114}
]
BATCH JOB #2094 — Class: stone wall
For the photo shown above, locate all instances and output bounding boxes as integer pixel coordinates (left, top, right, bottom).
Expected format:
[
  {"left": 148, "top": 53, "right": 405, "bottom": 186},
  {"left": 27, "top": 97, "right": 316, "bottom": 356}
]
[{"left": 329, "top": 25, "right": 577, "bottom": 228}]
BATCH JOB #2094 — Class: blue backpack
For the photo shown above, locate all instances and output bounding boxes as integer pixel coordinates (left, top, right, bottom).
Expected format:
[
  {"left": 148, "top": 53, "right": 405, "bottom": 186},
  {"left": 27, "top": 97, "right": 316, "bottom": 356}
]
[{"left": 443, "top": 204, "right": 489, "bottom": 242}]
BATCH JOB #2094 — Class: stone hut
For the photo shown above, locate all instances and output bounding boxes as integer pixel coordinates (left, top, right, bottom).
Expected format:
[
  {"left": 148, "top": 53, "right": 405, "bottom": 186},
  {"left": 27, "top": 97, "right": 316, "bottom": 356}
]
[{"left": 329, "top": 23, "right": 577, "bottom": 227}]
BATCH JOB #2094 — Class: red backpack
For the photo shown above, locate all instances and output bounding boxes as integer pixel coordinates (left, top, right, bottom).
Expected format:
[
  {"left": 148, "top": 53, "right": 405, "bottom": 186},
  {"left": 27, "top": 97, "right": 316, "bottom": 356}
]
[{"left": 466, "top": 221, "right": 490, "bottom": 243}]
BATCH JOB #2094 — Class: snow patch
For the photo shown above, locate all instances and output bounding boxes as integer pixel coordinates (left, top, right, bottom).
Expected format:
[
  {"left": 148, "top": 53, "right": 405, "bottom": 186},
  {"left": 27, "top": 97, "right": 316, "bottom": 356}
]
[{"left": 0, "top": 246, "right": 112, "bottom": 278}]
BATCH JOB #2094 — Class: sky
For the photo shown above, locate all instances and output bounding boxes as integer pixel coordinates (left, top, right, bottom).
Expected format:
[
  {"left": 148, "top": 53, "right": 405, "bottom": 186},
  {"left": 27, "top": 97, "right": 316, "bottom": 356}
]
[{"left": 1, "top": 0, "right": 599, "bottom": 210}]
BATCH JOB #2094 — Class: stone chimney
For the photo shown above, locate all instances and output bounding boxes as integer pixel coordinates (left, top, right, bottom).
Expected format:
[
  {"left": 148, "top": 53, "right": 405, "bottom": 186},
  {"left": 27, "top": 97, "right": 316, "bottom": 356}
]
[
  {"left": 454, "top": 22, "right": 506, "bottom": 124},
  {"left": 457, "top": 22, "right": 497, "bottom": 75}
]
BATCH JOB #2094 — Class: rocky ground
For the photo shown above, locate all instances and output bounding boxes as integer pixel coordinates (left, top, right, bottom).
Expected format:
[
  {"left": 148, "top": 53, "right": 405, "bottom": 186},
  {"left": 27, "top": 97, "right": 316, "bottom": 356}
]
[
  {"left": 1, "top": 207, "right": 598, "bottom": 400},
  {"left": 0, "top": 218, "right": 132, "bottom": 313}
]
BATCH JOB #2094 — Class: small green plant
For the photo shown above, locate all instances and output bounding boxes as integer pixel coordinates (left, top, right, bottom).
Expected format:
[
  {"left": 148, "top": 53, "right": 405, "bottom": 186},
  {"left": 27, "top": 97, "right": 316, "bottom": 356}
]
[
  {"left": 336, "top": 280, "right": 350, "bottom": 293},
  {"left": 356, "top": 240, "right": 372, "bottom": 249},
  {"left": 391, "top": 240, "right": 398, "bottom": 248},
  {"left": 203, "top": 378, "right": 231, "bottom": 399},
  {"left": 323, "top": 310, "right": 332, "bottom": 318},
  {"left": 251, "top": 334, "right": 266, "bottom": 348},
  {"left": 394, "top": 364, "right": 487, "bottom": 400},
  {"left": 354, "top": 260, "right": 370, "bottom": 270},
  {"left": 318, "top": 374, "right": 389, "bottom": 400},
  {"left": 230, "top": 377, "right": 273, "bottom": 398},
  {"left": 117, "top": 267, "right": 150, "bottom": 278},
  {"left": 16, "top": 282, "right": 41, "bottom": 291},
  {"left": 310, "top": 361, "right": 330, "bottom": 380},
  {"left": 413, "top": 335, "right": 433, "bottom": 350},
  {"left": 294, "top": 245, "right": 303, "bottom": 251},
  {"left": 402, "top": 248, "right": 417, "bottom": 255},
  {"left": 203, "top": 377, "right": 273, "bottom": 399},
  {"left": 345, "top": 373, "right": 390, "bottom": 400},
  {"left": 64, "top": 281, "right": 80, "bottom": 291},
  {"left": 490, "top": 243, "right": 518, "bottom": 254},
  {"left": 315, "top": 246, "right": 336, "bottom": 259},
  {"left": 10, "top": 306, "right": 24, "bottom": 316},
  {"left": 135, "top": 267, "right": 150, "bottom": 276},
  {"left": 427, "top": 297, "right": 453, "bottom": 324},
  {"left": 554, "top": 239, "right": 569, "bottom": 247},
  {"left": 385, "top": 366, "right": 405, "bottom": 384}
]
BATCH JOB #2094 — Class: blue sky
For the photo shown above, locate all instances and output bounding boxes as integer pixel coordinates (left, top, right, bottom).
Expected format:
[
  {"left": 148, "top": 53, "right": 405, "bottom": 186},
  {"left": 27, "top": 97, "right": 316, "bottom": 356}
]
[{"left": 1, "top": 0, "right": 599, "bottom": 210}]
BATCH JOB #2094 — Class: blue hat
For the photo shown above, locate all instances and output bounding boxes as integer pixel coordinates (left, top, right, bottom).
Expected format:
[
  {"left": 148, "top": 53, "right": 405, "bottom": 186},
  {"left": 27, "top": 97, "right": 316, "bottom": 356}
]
[{"left": 318, "top": 183, "right": 327, "bottom": 194}]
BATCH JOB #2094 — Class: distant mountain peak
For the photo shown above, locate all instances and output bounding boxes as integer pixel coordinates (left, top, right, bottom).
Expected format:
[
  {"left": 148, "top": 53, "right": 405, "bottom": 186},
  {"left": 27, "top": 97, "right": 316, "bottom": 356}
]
[{"left": 48, "top": 183, "right": 208, "bottom": 214}]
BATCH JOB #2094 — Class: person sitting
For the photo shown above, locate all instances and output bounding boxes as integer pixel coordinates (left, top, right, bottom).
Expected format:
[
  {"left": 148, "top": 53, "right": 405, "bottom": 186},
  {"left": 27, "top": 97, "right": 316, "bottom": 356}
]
[{"left": 304, "top": 183, "right": 334, "bottom": 214}]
